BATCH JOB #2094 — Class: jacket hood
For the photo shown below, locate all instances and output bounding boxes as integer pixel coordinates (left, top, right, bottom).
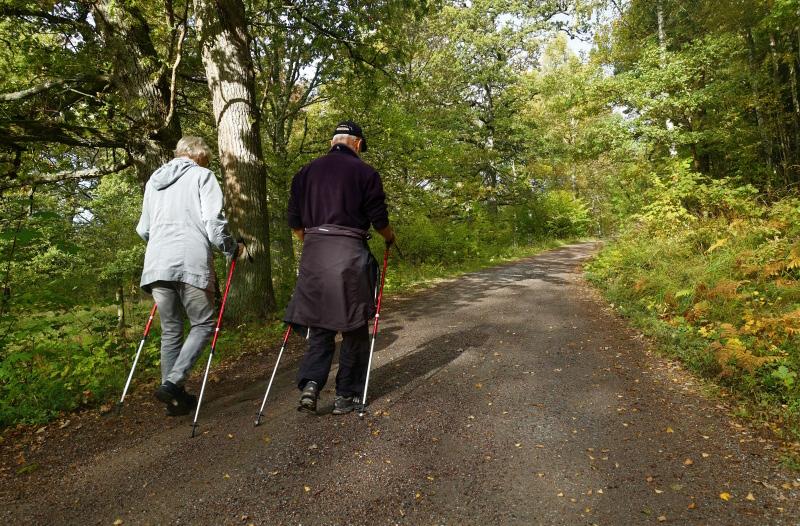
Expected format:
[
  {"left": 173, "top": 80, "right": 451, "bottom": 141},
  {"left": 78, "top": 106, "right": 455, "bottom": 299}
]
[{"left": 149, "top": 157, "right": 198, "bottom": 190}]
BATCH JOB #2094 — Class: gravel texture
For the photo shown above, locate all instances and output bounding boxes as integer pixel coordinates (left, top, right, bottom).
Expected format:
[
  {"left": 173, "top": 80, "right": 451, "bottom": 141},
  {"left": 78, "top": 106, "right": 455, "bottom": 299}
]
[{"left": 2, "top": 242, "right": 799, "bottom": 525}]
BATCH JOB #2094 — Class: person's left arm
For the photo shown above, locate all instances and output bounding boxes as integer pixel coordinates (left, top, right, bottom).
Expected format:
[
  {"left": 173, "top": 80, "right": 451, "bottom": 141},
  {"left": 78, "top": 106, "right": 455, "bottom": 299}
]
[
  {"left": 136, "top": 185, "right": 151, "bottom": 242},
  {"left": 288, "top": 170, "right": 305, "bottom": 242},
  {"left": 199, "top": 169, "right": 238, "bottom": 258}
]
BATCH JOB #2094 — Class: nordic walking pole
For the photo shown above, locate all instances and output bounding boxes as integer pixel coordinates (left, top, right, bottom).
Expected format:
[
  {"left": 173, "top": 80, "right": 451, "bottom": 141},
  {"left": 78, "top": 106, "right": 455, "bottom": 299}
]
[
  {"left": 358, "top": 245, "right": 390, "bottom": 419},
  {"left": 191, "top": 255, "right": 239, "bottom": 438},
  {"left": 117, "top": 302, "right": 158, "bottom": 414},
  {"left": 254, "top": 325, "right": 292, "bottom": 427}
]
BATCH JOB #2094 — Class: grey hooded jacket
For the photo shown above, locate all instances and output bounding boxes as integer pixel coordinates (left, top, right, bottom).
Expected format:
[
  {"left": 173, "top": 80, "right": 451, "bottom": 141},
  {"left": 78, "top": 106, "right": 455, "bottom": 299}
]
[{"left": 136, "top": 157, "right": 237, "bottom": 293}]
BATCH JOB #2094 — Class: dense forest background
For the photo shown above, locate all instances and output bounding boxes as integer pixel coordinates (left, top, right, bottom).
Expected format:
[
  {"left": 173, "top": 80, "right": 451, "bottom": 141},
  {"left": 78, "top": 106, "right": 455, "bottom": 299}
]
[{"left": 1, "top": 0, "right": 799, "bottom": 436}]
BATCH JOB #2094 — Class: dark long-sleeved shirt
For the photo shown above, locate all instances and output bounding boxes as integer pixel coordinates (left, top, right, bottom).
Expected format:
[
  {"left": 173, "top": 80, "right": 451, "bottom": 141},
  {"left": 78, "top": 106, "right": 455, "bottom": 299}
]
[{"left": 287, "top": 145, "right": 389, "bottom": 232}]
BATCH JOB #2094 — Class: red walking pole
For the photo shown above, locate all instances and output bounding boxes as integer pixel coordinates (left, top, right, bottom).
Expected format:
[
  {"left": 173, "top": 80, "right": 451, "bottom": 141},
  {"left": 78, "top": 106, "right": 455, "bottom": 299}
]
[
  {"left": 254, "top": 325, "right": 293, "bottom": 426},
  {"left": 358, "top": 246, "right": 390, "bottom": 419},
  {"left": 191, "top": 257, "right": 238, "bottom": 438},
  {"left": 117, "top": 303, "right": 158, "bottom": 414}
]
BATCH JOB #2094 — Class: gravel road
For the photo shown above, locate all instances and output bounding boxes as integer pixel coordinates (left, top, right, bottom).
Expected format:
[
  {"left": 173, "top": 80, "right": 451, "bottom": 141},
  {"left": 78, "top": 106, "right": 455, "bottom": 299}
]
[{"left": 2, "top": 242, "right": 799, "bottom": 525}]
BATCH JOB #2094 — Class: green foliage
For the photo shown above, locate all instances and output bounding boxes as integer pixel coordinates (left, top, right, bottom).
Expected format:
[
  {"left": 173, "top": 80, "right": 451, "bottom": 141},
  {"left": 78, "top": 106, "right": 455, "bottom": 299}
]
[{"left": 588, "top": 161, "right": 800, "bottom": 438}]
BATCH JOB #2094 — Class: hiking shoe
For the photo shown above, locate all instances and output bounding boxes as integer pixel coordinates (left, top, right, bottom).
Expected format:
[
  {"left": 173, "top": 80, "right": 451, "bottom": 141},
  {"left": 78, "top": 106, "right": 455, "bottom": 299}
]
[
  {"left": 166, "top": 391, "right": 197, "bottom": 417},
  {"left": 298, "top": 381, "right": 319, "bottom": 413},
  {"left": 154, "top": 381, "right": 182, "bottom": 409},
  {"left": 332, "top": 395, "right": 358, "bottom": 415}
]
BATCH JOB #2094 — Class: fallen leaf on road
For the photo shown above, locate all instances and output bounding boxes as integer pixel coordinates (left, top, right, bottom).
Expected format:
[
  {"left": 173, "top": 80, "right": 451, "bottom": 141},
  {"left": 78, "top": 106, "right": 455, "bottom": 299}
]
[
  {"left": 557, "top": 492, "right": 564, "bottom": 497},
  {"left": 746, "top": 492, "right": 756, "bottom": 501},
  {"left": 654, "top": 489, "right": 663, "bottom": 494},
  {"left": 719, "top": 492, "right": 731, "bottom": 501},
  {"left": 223, "top": 474, "right": 230, "bottom": 479},
  {"left": 475, "top": 383, "right": 482, "bottom": 389},
  {"left": 666, "top": 427, "right": 674, "bottom": 433},
  {"left": 304, "top": 485, "right": 311, "bottom": 492},
  {"left": 687, "top": 502, "right": 697, "bottom": 510},
  {"left": 113, "top": 519, "right": 123, "bottom": 525},
  {"left": 701, "top": 452, "right": 709, "bottom": 458},
  {"left": 683, "top": 458, "right": 694, "bottom": 466}
]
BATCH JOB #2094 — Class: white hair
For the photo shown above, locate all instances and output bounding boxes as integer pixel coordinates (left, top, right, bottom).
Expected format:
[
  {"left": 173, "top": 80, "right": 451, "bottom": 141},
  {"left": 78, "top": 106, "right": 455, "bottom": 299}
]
[
  {"left": 174, "top": 136, "right": 212, "bottom": 162},
  {"left": 332, "top": 133, "right": 358, "bottom": 144}
]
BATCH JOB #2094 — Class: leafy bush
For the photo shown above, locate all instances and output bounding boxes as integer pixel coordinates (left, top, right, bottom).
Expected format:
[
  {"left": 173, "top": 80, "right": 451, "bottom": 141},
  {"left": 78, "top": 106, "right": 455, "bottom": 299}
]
[{"left": 587, "top": 162, "right": 800, "bottom": 438}]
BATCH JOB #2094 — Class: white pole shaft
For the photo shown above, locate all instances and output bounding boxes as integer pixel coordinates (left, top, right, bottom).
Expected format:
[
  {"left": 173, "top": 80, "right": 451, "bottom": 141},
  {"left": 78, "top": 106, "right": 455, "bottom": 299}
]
[
  {"left": 256, "top": 342, "right": 287, "bottom": 418},
  {"left": 119, "top": 338, "right": 146, "bottom": 405},
  {"left": 192, "top": 350, "right": 215, "bottom": 430}
]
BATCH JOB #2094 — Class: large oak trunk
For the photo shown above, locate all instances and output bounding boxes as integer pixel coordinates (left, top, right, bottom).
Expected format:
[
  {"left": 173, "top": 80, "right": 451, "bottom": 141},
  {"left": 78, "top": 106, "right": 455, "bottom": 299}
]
[{"left": 195, "top": 0, "right": 276, "bottom": 320}]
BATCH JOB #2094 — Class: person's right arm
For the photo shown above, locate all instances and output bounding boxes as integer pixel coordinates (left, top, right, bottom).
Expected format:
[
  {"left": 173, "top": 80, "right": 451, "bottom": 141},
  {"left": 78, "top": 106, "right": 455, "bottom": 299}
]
[{"left": 364, "top": 171, "right": 395, "bottom": 246}]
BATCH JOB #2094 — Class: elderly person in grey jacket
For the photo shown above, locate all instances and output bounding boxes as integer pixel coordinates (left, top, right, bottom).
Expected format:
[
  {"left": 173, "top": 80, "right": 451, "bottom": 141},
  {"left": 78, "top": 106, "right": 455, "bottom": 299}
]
[{"left": 136, "top": 136, "right": 242, "bottom": 416}]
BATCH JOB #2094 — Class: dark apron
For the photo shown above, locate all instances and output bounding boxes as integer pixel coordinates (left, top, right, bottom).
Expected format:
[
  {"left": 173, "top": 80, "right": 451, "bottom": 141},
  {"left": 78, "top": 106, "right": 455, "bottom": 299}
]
[{"left": 283, "top": 224, "right": 378, "bottom": 332}]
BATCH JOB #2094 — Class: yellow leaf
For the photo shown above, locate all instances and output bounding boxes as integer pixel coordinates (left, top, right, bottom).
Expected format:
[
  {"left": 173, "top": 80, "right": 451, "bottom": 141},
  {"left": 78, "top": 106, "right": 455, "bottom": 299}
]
[
  {"left": 304, "top": 485, "right": 311, "bottom": 492},
  {"left": 113, "top": 520, "right": 123, "bottom": 526},
  {"left": 666, "top": 427, "right": 674, "bottom": 433},
  {"left": 707, "top": 238, "right": 728, "bottom": 253},
  {"left": 720, "top": 492, "right": 731, "bottom": 501},
  {"left": 746, "top": 492, "right": 755, "bottom": 501},
  {"left": 475, "top": 383, "right": 483, "bottom": 389}
]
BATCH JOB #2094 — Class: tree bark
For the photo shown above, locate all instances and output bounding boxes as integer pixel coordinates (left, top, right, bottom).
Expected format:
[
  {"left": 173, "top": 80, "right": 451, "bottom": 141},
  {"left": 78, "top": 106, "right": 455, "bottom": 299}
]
[
  {"left": 92, "top": 1, "right": 182, "bottom": 183},
  {"left": 746, "top": 28, "right": 774, "bottom": 190},
  {"left": 195, "top": 0, "right": 277, "bottom": 320}
]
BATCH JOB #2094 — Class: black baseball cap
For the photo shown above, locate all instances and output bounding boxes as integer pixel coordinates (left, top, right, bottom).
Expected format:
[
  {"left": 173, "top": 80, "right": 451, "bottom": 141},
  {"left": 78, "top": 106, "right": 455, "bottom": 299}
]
[{"left": 333, "top": 120, "right": 367, "bottom": 152}]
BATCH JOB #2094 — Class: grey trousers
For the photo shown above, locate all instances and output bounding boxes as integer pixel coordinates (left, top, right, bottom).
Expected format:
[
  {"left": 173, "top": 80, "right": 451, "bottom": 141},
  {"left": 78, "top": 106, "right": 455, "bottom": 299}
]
[{"left": 150, "top": 281, "right": 215, "bottom": 386}]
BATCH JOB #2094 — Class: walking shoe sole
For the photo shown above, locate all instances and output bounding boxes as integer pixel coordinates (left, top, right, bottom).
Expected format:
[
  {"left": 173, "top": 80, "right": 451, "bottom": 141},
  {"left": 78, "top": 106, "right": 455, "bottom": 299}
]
[{"left": 154, "top": 388, "right": 180, "bottom": 407}]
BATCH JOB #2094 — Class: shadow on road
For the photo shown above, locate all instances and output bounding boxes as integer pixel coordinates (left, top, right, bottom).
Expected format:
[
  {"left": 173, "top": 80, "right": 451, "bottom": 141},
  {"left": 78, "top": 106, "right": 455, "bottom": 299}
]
[{"left": 366, "top": 326, "right": 490, "bottom": 403}]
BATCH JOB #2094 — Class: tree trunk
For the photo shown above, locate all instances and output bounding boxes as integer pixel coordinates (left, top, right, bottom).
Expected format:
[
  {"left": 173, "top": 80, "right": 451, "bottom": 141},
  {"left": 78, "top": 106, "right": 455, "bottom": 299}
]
[
  {"left": 746, "top": 28, "right": 774, "bottom": 190},
  {"left": 195, "top": 0, "right": 276, "bottom": 320},
  {"left": 92, "top": 1, "right": 182, "bottom": 183},
  {"left": 657, "top": 0, "right": 676, "bottom": 157},
  {"left": 769, "top": 32, "right": 791, "bottom": 185}
]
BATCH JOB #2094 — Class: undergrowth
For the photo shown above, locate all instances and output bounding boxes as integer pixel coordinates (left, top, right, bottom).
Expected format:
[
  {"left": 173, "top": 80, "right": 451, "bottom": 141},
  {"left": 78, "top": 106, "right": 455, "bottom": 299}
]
[{"left": 587, "top": 160, "right": 800, "bottom": 441}]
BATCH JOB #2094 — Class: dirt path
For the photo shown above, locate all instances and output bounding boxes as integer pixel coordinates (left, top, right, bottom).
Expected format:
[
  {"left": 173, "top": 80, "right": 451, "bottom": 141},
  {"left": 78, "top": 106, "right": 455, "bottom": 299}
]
[{"left": 2, "top": 242, "right": 799, "bottom": 525}]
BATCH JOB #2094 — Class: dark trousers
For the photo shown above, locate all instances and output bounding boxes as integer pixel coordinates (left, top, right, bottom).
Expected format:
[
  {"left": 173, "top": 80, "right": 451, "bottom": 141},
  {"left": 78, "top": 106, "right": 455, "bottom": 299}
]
[{"left": 297, "top": 325, "right": 370, "bottom": 397}]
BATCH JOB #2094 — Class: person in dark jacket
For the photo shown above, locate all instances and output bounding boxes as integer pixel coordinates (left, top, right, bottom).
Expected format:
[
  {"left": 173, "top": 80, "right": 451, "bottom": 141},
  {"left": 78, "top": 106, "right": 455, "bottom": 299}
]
[{"left": 284, "top": 121, "right": 395, "bottom": 415}]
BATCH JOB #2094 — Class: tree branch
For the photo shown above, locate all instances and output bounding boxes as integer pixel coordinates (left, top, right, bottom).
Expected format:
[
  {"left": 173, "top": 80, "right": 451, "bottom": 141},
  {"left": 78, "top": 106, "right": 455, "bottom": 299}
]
[
  {"left": 0, "top": 75, "right": 109, "bottom": 102},
  {"left": 0, "top": 160, "right": 133, "bottom": 191}
]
